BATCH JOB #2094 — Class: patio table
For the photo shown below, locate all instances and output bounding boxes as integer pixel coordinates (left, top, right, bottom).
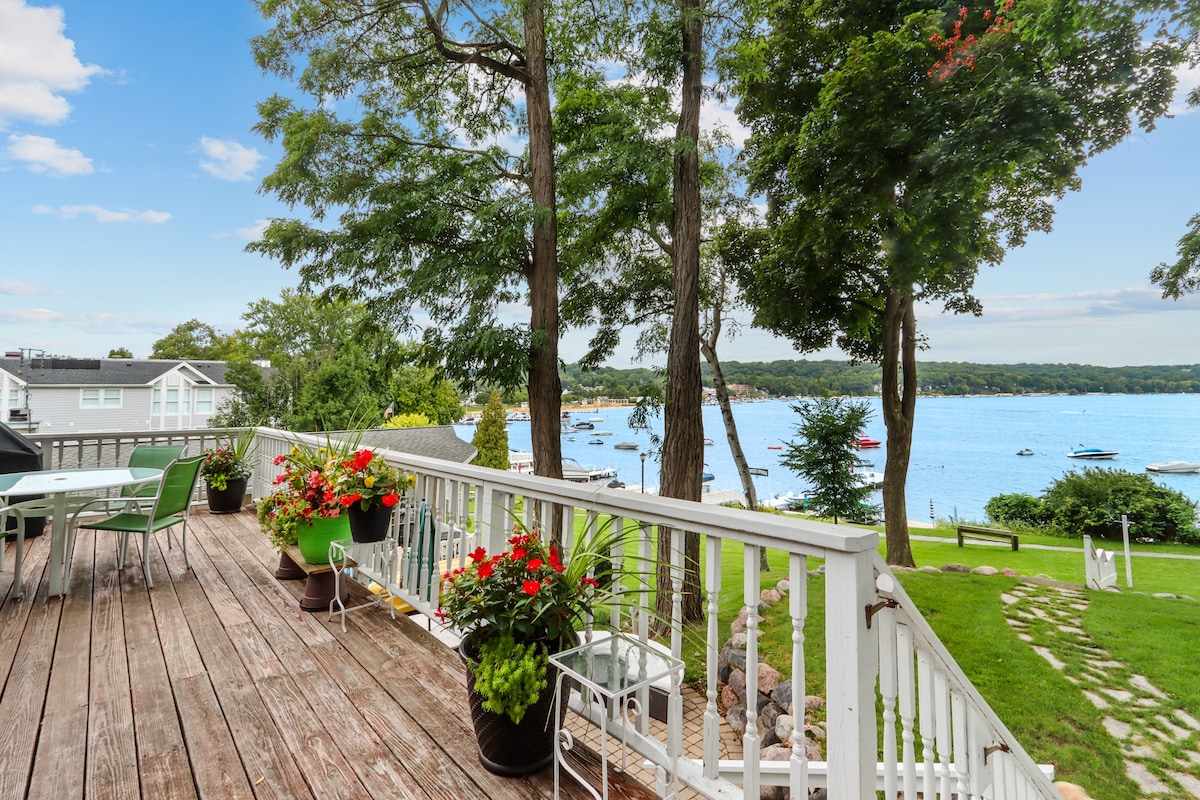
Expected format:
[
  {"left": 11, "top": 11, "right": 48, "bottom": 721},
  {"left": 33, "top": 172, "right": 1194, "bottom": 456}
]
[{"left": 0, "top": 467, "right": 163, "bottom": 597}]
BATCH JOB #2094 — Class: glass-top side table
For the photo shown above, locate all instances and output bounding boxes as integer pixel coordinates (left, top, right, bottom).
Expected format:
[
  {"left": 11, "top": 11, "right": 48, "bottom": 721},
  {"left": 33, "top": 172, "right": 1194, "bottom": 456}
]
[
  {"left": 328, "top": 538, "right": 399, "bottom": 632},
  {"left": 549, "top": 632, "right": 684, "bottom": 800}
]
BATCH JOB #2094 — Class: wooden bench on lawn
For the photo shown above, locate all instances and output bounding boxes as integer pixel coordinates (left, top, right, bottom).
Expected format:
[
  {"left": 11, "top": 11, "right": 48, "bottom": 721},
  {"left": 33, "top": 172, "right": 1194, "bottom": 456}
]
[{"left": 956, "top": 524, "right": 1019, "bottom": 551}]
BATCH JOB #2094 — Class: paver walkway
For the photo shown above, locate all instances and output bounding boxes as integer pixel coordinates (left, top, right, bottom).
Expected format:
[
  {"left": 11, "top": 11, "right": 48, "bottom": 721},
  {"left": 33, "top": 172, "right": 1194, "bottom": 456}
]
[{"left": 1003, "top": 582, "right": 1200, "bottom": 798}]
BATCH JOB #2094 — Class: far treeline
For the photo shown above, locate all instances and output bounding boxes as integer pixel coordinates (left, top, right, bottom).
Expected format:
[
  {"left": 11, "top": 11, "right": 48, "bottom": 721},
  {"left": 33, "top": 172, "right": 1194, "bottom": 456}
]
[{"left": 558, "top": 361, "right": 1200, "bottom": 401}]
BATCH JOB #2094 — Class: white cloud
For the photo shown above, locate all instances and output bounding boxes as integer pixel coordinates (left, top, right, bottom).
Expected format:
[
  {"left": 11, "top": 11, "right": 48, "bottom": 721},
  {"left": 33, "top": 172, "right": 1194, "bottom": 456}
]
[
  {"left": 0, "top": 279, "right": 41, "bottom": 295},
  {"left": 0, "top": 0, "right": 105, "bottom": 127},
  {"left": 32, "top": 203, "right": 171, "bottom": 223},
  {"left": 700, "top": 97, "right": 750, "bottom": 149},
  {"left": 1170, "top": 63, "right": 1200, "bottom": 117},
  {"left": 234, "top": 219, "right": 270, "bottom": 240},
  {"left": 6, "top": 133, "right": 92, "bottom": 175},
  {"left": 197, "top": 136, "right": 263, "bottom": 181}
]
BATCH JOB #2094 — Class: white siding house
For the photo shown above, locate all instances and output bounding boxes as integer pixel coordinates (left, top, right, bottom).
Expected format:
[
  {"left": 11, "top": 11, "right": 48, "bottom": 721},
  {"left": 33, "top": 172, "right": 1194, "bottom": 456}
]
[{"left": 0, "top": 356, "right": 237, "bottom": 433}]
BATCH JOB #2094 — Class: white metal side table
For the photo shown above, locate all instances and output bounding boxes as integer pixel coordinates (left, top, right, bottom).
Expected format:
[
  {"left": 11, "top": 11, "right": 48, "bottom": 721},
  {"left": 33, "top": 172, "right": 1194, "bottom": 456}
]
[
  {"left": 328, "top": 538, "right": 400, "bottom": 632},
  {"left": 550, "top": 632, "right": 684, "bottom": 800}
]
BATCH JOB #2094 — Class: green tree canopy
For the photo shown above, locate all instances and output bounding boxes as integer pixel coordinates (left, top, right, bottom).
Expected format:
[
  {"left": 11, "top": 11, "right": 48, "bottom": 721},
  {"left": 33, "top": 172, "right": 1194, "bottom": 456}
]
[
  {"left": 781, "top": 397, "right": 875, "bottom": 524},
  {"left": 733, "top": 0, "right": 1183, "bottom": 564},
  {"left": 151, "top": 319, "right": 240, "bottom": 361}
]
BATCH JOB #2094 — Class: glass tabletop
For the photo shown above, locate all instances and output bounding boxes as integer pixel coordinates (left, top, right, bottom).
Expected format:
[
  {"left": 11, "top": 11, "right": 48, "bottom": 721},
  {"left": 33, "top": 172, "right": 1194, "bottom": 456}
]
[
  {"left": 550, "top": 632, "right": 683, "bottom": 699},
  {"left": 0, "top": 467, "right": 163, "bottom": 495}
]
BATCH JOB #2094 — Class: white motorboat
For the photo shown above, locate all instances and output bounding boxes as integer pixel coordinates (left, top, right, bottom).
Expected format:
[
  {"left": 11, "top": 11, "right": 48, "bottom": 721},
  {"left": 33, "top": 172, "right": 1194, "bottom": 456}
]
[
  {"left": 1146, "top": 461, "right": 1200, "bottom": 474},
  {"left": 1067, "top": 447, "right": 1119, "bottom": 460},
  {"left": 614, "top": 442, "right": 639, "bottom": 451},
  {"left": 853, "top": 471, "right": 885, "bottom": 488}
]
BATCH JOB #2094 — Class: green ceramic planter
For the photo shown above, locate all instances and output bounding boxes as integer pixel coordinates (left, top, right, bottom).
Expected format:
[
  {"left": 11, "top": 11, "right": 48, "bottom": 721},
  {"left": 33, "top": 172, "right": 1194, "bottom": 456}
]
[{"left": 296, "top": 514, "right": 351, "bottom": 564}]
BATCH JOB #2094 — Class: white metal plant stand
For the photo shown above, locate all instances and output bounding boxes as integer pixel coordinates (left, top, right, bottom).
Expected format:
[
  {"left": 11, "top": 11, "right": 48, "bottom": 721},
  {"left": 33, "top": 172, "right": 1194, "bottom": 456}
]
[
  {"left": 550, "top": 633, "right": 684, "bottom": 800},
  {"left": 328, "top": 538, "right": 400, "bottom": 632}
]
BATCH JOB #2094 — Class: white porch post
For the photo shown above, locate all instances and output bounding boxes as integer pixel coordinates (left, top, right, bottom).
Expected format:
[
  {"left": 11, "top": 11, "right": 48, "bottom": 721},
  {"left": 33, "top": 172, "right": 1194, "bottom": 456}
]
[{"left": 823, "top": 548, "right": 878, "bottom": 799}]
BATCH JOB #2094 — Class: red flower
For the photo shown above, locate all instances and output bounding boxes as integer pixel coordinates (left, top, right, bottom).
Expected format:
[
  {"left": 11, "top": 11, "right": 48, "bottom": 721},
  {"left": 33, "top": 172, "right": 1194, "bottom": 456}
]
[
  {"left": 511, "top": 547, "right": 527, "bottom": 560},
  {"left": 340, "top": 493, "right": 362, "bottom": 506},
  {"left": 478, "top": 561, "right": 494, "bottom": 579},
  {"left": 548, "top": 546, "right": 565, "bottom": 572},
  {"left": 273, "top": 454, "right": 287, "bottom": 465},
  {"left": 352, "top": 449, "right": 374, "bottom": 470},
  {"left": 526, "top": 558, "right": 543, "bottom": 571},
  {"left": 381, "top": 493, "right": 399, "bottom": 508},
  {"left": 582, "top": 577, "right": 600, "bottom": 588},
  {"left": 470, "top": 547, "right": 488, "bottom": 563},
  {"left": 522, "top": 580, "right": 541, "bottom": 596}
]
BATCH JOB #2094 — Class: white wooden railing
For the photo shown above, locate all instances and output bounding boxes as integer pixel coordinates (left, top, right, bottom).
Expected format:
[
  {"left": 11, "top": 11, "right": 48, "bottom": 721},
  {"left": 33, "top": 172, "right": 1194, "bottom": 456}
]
[{"left": 28, "top": 426, "right": 1060, "bottom": 800}]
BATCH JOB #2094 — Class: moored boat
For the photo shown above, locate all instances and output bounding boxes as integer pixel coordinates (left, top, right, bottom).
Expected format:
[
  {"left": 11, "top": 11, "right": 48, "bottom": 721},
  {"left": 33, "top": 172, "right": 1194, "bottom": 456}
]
[
  {"left": 1146, "top": 461, "right": 1200, "bottom": 474},
  {"left": 1067, "top": 447, "right": 1119, "bottom": 460},
  {"left": 854, "top": 435, "right": 882, "bottom": 448},
  {"left": 1017, "top": 448, "right": 1034, "bottom": 456},
  {"left": 614, "top": 442, "right": 639, "bottom": 450}
]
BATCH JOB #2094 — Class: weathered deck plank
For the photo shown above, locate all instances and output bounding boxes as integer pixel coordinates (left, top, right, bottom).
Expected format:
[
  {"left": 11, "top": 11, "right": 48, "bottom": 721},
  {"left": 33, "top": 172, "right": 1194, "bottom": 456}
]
[{"left": 0, "top": 508, "right": 639, "bottom": 800}]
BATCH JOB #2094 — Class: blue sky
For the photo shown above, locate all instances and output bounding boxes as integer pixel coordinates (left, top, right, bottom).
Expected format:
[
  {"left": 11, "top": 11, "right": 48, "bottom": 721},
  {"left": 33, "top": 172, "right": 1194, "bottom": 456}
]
[{"left": 2, "top": 0, "right": 1199, "bottom": 369}]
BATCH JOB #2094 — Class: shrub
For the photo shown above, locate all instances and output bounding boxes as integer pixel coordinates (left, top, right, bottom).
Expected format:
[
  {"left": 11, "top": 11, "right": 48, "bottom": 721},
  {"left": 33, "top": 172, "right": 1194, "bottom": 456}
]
[
  {"left": 985, "top": 493, "right": 1048, "bottom": 528},
  {"left": 1041, "top": 468, "right": 1198, "bottom": 543}
]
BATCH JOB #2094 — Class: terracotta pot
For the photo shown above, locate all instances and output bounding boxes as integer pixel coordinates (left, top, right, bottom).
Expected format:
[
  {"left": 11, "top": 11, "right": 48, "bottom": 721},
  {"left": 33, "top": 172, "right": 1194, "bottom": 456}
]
[
  {"left": 460, "top": 637, "right": 564, "bottom": 777},
  {"left": 295, "top": 514, "right": 351, "bottom": 564},
  {"left": 206, "top": 477, "right": 248, "bottom": 514},
  {"left": 348, "top": 503, "right": 392, "bottom": 543}
]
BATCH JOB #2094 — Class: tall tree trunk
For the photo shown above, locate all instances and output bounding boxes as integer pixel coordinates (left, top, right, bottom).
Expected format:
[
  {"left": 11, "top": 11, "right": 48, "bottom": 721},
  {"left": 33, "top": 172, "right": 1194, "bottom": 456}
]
[
  {"left": 524, "top": 0, "right": 562, "bottom": 481},
  {"left": 657, "top": 0, "right": 705, "bottom": 628},
  {"left": 702, "top": 335, "right": 769, "bottom": 571},
  {"left": 880, "top": 288, "right": 916, "bottom": 566}
]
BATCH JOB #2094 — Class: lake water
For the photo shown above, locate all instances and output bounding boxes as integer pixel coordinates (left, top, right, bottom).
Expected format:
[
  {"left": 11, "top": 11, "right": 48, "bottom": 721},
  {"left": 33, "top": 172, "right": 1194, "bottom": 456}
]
[{"left": 456, "top": 394, "right": 1200, "bottom": 523}]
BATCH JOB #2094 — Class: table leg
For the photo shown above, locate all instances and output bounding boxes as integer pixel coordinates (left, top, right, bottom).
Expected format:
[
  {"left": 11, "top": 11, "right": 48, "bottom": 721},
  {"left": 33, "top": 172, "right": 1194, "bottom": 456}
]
[{"left": 47, "top": 493, "right": 68, "bottom": 597}]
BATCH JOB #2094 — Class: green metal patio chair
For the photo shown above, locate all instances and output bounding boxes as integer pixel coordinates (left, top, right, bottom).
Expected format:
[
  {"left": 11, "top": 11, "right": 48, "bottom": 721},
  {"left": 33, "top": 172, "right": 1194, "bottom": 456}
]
[
  {"left": 123, "top": 444, "right": 186, "bottom": 500},
  {"left": 67, "top": 455, "right": 204, "bottom": 589},
  {"left": 0, "top": 498, "right": 54, "bottom": 600}
]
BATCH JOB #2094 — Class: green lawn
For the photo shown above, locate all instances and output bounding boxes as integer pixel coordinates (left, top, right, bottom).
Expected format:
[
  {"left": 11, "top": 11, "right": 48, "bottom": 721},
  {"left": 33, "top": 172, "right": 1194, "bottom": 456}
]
[{"left": 688, "top": 524, "right": 1200, "bottom": 797}]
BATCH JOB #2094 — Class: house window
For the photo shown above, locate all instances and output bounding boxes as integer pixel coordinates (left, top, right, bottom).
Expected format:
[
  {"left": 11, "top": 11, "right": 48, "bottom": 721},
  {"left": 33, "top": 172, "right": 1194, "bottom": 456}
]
[
  {"left": 81, "top": 388, "right": 122, "bottom": 409},
  {"left": 152, "top": 389, "right": 160, "bottom": 414},
  {"left": 7, "top": 388, "right": 18, "bottom": 408},
  {"left": 165, "top": 389, "right": 179, "bottom": 415},
  {"left": 194, "top": 388, "right": 214, "bottom": 413}
]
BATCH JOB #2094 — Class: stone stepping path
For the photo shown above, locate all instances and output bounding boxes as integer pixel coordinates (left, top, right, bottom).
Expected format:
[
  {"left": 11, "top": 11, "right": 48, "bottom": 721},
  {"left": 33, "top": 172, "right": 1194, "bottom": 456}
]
[{"left": 1003, "top": 582, "right": 1200, "bottom": 798}]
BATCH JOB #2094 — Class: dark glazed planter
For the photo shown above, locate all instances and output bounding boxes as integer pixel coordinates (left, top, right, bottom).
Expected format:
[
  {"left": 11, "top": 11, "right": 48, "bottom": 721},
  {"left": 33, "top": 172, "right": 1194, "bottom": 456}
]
[
  {"left": 460, "top": 638, "right": 563, "bottom": 777},
  {"left": 348, "top": 503, "right": 392, "bottom": 543},
  {"left": 206, "top": 477, "right": 248, "bottom": 514}
]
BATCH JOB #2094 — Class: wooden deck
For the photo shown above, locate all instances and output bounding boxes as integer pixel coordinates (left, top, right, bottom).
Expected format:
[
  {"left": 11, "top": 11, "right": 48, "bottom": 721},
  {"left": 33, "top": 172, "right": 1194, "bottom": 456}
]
[{"left": 0, "top": 507, "right": 621, "bottom": 800}]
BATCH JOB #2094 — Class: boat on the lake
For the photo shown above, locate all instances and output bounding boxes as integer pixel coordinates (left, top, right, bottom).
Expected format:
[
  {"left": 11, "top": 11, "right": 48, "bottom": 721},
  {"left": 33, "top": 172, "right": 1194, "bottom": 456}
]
[
  {"left": 702, "top": 471, "right": 715, "bottom": 483},
  {"left": 852, "top": 471, "right": 885, "bottom": 488},
  {"left": 1017, "top": 448, "right": 1034, "bottom": 456},
  {"left": 1146, "top": 461, "right": 1200, "bottom": 474},
  {"left": 704, "top": 437, "right": 715, "bottom": 446},
  {"left": 614, "top": 442, "right": 639, "bottom": 450},
  {"left": 589, "top": 416, "right": 604, "bottom": 423},
  {"left": 854, "top": 435, "right": 882, "bottom": 448},
  {"left": 593, "top": 430, "right": 613, "bottom": 436},
  {"left": 767, "top": 445, "right": 783, "bottom": 450},
  {"left": 1067, "top": 447, "right": 1119, "bottom": 460},
  {"left": 588, "top": 438, "right": 603, "bottom": 445},
  {"left": 573, "top": 420, "right": 595, "bottom": 430}
]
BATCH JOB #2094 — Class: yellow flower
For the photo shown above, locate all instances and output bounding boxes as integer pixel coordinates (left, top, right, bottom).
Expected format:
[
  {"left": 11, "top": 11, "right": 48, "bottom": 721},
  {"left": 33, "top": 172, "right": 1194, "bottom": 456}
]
[
  {"left": 364, "top": 475, "right": 376, "bottom": 488},
  {"left": 405, "top": 475, "right": 416, "bottom": 488}
]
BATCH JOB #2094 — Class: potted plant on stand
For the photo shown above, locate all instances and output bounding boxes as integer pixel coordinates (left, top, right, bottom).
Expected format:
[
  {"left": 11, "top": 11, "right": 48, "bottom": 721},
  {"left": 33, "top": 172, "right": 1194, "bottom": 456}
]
[
  {"left": 256, "top": 439, "right": 353, "bottom": 564},
  {"left": 200, "top": 430, "right": 256, "bottom": 514},
  {"left": 334, "top": 448, "right": 414, "bottom": 543},
  {"left": 436, "top": 521, "right": 627, "bottom": 777}
]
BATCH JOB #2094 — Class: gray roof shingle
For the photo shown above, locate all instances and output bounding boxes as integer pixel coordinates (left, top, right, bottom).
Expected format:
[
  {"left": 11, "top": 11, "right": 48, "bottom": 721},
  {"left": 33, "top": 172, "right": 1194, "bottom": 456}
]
[{"left": 0, "top": 358, "right": 230, "bottom": 386}]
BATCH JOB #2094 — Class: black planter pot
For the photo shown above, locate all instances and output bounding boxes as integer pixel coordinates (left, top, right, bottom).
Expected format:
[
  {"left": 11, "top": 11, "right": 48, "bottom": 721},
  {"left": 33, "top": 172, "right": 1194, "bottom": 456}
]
[
  {"left": 348, "top": 503, "right": 392, "bottom": 543},
  {"left": 460, "top": 638, "right": 563, "bottom": 777},
  {"left": 206, "top": 477, "right": 248, "bottom": 514}
]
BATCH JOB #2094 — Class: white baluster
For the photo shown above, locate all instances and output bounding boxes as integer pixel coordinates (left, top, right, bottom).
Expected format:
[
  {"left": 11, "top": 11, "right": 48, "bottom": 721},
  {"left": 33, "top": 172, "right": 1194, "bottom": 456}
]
[
  {"left": 879, "top": 602, "right": 898, "bottom": 800},
  {"left": 742, "top": 544, "right": 761, "bottom": 800},
  {"left": 951, "top": 690, "right": 969, "bottom": 798},
  {"left": 917, "top": 651, "right": 937, "bottom": 799},
  {"left": 896, "top": 624, "right": 918, "bottom": 800},
  {"left": 934, "top": 668, "right": 952, "bottom": 799},
  {"left": 703, "top": 534, "right": 722, "bottom": 779},
  {"left": 789, "top": 553, "right": 809, "bottom": 799}
]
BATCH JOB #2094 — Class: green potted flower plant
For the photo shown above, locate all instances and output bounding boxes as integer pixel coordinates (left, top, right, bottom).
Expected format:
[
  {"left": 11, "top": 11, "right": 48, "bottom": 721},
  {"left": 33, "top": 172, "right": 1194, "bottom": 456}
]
[
  {"left": 436, "top": 521, "right": 622, "bottom": 777},
  {"left": 200, "top": 429, "right": 256, "bottom": 514},
  {"left": 256, "top": 437, "right": 353, "bottom": 563},
  {"left": 334, "top": 448, "right": 415, "bottom": 543}
]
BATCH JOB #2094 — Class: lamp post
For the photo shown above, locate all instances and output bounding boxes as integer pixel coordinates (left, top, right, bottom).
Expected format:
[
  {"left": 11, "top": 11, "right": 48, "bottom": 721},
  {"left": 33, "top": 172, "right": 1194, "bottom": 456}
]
[{"left": 640, "top": 451, "right": 647, "bottom": 493}]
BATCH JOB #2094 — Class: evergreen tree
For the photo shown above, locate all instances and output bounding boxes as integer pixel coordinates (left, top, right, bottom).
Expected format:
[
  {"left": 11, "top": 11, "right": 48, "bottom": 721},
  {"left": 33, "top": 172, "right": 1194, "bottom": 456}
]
[
  {"left": 781, "top": 398, "right": 874, "bottom": 524},
  {"left": 471, "top": 391, "right": 511, "bottom": 471}
]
